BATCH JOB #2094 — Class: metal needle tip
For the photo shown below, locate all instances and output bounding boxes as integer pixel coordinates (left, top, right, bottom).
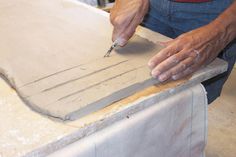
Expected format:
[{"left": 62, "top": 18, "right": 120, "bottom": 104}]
[
  {"left": 104, "top": 42, "right": 118, "bottom": 58},
  {"left": 104, "top": 49, "right": 112, "bottom": 57}
]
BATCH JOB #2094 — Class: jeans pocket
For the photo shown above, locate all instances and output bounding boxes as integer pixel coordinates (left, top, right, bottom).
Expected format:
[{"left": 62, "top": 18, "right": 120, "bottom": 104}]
[{"left": 223, "top": 39, "right": 236, "bottom": 59}]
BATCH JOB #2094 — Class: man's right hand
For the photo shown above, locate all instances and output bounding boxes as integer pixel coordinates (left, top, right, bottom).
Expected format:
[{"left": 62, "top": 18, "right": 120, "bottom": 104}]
[{"left": 110, "top": 0, "right": 149, "bottom": 46}]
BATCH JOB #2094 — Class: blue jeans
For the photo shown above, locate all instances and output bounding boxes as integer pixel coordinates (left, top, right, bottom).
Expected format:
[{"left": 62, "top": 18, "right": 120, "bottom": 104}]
[{"left": 142, "top": 0, "right": 236, "bottom": 104}]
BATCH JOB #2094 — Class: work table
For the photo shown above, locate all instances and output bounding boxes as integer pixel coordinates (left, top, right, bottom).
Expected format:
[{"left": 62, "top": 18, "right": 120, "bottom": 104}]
[{"left": 0, "top": 1, "right": 228, "bottom": 157}]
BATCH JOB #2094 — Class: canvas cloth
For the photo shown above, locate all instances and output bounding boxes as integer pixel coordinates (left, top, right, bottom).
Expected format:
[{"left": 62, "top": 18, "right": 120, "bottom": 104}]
[{"left": 48, "top": 84, "right": 207, "bottom": 157}]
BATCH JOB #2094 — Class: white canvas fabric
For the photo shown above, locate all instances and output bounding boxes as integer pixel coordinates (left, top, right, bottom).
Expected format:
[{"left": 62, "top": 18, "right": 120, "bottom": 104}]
[{"left": 48, "top": 84, "right": 207, "bottom": 157}]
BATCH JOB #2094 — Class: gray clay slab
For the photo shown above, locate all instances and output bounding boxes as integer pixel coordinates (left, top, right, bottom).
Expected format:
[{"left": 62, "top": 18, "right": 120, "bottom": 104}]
[{"left": 0, "top": 0, "right": 228, "bottom": 120}]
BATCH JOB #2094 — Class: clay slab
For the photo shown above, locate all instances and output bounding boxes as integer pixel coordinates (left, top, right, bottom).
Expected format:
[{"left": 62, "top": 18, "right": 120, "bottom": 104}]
[
  {"left": 0, "top": 0, "right": 164, "bottom": 120},
  {"left": 0, "top": 0, "right": 228, "bottom": 120}
]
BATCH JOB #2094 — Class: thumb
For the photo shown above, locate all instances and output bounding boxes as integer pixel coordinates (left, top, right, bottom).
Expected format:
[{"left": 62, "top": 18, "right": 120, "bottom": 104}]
[
  {"left": 114, "top": 37, "right": 127, "bottom": 47},
  {"left": 112, "top": 28, "right": 129, "bottom": 47}
]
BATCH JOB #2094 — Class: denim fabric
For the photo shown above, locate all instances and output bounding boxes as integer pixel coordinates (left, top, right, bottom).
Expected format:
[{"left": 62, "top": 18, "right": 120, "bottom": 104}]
[{"left": 142, "top": 0, "right": 236, "bottom": 104}]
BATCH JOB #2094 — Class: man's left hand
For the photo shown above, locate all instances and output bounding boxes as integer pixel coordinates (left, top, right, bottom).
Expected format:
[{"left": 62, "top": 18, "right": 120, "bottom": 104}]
[{"left": 148, "top": 24, "right": 227, "bottom": 82}]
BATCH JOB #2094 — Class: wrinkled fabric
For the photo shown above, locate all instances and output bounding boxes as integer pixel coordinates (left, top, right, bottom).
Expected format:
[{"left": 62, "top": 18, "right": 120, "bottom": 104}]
[{"left": 48, "top": 84, "right": 207, "bottom": 157}]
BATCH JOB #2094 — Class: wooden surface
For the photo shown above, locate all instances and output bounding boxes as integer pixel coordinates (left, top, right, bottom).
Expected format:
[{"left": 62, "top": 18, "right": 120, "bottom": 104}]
[{"left": 0, "top": 0, "right": 228, "bottom": 157}]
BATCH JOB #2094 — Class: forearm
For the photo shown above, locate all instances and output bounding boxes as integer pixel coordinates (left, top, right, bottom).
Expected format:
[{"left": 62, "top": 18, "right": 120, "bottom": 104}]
[{"left": 210, "top": 1, "right": 236, "bottom": 46}]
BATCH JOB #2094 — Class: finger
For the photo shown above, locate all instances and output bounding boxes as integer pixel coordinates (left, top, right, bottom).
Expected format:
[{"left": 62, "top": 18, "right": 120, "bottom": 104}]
[
  {"left": 157, "top": 57, "right": 195, "bottom": 82},
  {"left": 150, "top": 48, "right": 193, "bottom": 77},
  {"left": 158, "top": 39, "right": 174, "bottom": 47},
  {"left": 171, "top": 64, "right": 199, "bottom": 80},
  {"left": 171, "top": 57, "right": 195, "bottom": 76},
  {"left": 151, "top": 47, "right": 202, "bottom": 78},
  {"left": 172, "top": 48, "right": 205, "bottom": 80},
  {"left": 111, "top": 9, "right": 138, "bottom": 41},
  {"left": 148, "top": 43, "right": 180, "bottom": 69},
  {"left": 115, "top": 37, "right": 127, "bottom": 47},
  {"left": 118, "top": 11, "right": 145, "bottom": 46},
  {"left": 151, "top": 50, "right": 185, "bottom": 77},
  {"left": 189, "top": 49, "right": 201, "bottom": 62},
  {"left": 112, "top": 14, "right": 134, "bottom": 42}
]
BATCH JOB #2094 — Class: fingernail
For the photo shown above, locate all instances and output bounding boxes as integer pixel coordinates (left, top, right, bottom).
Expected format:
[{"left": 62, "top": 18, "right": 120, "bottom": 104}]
[
  {"left": 115, "top": 37, "right": 127, "bottom": 47},
  {"left": 159, "top": 74, "right": 168, "bottom": 82},
  {"left": 151, "top": 70, "right": 160, "bottom": 78},
  {"left": 148, "top": 61, "right": 155, "bottom": 68}
]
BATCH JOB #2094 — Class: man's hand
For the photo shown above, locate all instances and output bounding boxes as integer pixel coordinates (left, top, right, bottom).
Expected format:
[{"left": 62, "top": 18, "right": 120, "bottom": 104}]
[
  {"left": 110, "top": 0, "right": 149, "bottom": 46},
  {"left": 148, "top": 1, "right": 236, "bottom": 82},
  {"left": 148, "top": 24, "right": 228, "bottom": 82}
]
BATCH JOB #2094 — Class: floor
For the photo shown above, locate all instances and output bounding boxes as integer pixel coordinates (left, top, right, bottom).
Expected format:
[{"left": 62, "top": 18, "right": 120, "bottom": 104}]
[{"left": 206, "top": 67, "right": 236, "bottom": 157}]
